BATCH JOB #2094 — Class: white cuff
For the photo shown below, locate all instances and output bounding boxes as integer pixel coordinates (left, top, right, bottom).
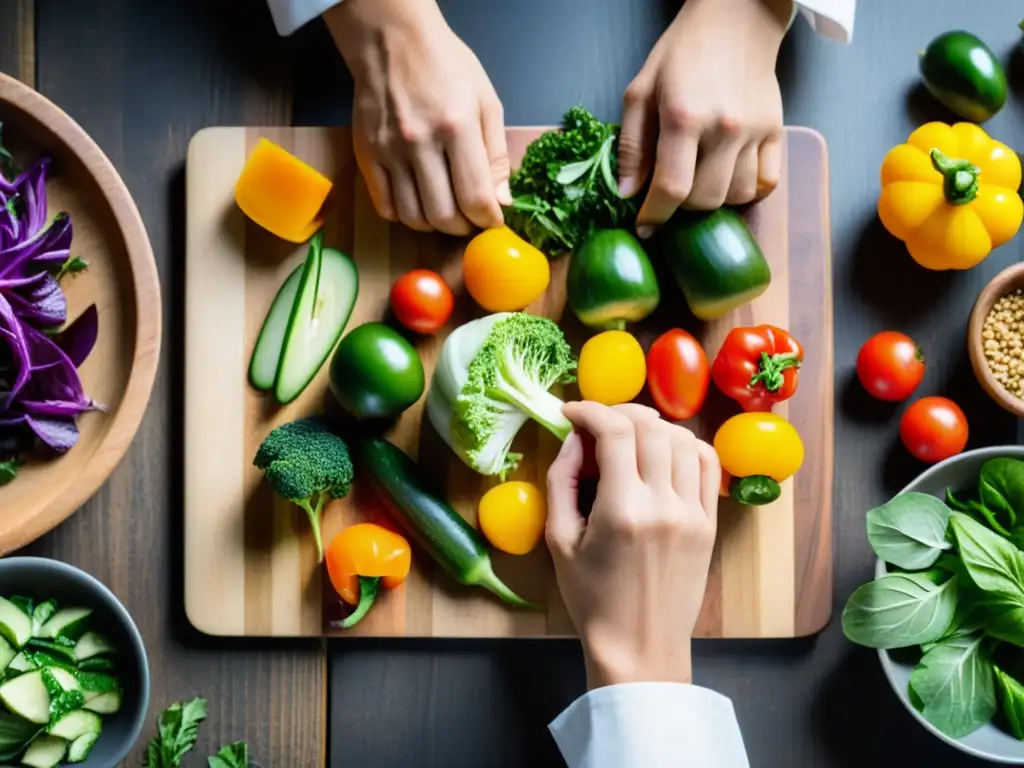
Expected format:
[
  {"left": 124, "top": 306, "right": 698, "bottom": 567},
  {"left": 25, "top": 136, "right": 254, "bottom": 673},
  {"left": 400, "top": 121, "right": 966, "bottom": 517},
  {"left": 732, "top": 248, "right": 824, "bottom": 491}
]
[
  {"left": 795, "top": 0, "right": 856, "bottom": 42},
  {"left": 266, "top": 0, "right": 343, "bottom": 36},
  {"left": 549, "top": 682, "right": 750, "bottom": 768}
]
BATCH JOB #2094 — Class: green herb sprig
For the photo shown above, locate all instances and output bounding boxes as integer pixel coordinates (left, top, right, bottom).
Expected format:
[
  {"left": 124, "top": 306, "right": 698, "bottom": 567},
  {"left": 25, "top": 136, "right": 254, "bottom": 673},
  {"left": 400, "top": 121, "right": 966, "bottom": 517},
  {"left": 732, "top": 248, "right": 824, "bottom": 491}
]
[{"left": 143, "top": 697, "right": 252, "bottom": 768}]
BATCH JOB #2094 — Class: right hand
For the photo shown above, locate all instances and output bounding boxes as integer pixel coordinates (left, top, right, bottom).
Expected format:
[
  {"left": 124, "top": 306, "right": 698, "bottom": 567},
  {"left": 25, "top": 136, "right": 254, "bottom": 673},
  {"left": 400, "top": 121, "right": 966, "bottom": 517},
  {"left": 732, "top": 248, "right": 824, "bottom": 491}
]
[
  {"left": 546, "top": 402, "right": 720, "bottom": 689},
  {"left": 325, "top": 0, "right": 510, "bottom": 235}
]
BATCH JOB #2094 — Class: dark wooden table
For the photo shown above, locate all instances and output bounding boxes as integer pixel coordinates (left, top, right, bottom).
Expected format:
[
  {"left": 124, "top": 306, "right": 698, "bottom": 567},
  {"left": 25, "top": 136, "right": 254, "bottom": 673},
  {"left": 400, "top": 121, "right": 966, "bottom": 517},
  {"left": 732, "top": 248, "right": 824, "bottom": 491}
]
[{"left": 2, "top": 0, "right": 1023, "bottom": 765}]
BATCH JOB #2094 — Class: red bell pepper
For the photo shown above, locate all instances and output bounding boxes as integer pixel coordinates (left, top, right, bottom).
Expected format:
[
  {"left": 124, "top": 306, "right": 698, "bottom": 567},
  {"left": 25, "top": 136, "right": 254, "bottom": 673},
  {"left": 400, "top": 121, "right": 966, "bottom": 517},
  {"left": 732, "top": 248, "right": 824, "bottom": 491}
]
[{"left": 711, "top": 325, "right": 803, "bottom": 412}]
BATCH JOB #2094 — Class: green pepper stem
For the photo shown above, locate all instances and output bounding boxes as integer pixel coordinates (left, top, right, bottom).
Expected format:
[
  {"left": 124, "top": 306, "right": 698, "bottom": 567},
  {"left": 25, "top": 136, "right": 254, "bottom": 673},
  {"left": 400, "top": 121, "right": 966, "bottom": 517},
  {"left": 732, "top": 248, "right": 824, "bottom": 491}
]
[
  {"left": 748, "top": 352, "right": 801, "bottom": 393},
  {"left": 335, "top": 576, "right": 381, "bottom": 629},
  {"left": 929, "top": 149, "right": 980, "bottom": 205}
]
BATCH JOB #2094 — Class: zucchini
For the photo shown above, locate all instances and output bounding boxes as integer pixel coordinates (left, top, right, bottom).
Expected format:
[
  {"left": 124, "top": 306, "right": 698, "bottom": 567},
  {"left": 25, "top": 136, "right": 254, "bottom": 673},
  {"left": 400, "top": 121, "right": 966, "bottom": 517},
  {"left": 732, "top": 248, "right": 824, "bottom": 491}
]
[
  {"left": 0, "top": 599, "right": 33, "bottom": 649},
  {"left": 71, "top": 633, "right": 114, "bottom": 663},
  {"left": 38, "top": 609, "right": 91, "bottom": 643},
  {"left": 354, "top": 436, "right": 536, "bottom": 608},
  {"left": 654, "top": 207, "right": 771, "bottom": 321},
  {"left": 66, "top": 732, "right": 98, "bottom": 763},
  {"left": 250, "top": 231, "right": 360, "bottom": 404},
  {"left": 0, "top": 637, "right": 16, "bottom": 675},
  {"left": 48, "top": 710, "right": 100, "bottom": 742},
  {"left": 0, "top": 671, "right": 50, "bottom": 724},
  {"left": 920, "top": 30, "right": 1006, "bottom": 123},
  {"left": 566, "top": 228, "right": 659, "bottom": 330},
  {"left": 20, "top": 734, "right": 67, "bottom": 768}
]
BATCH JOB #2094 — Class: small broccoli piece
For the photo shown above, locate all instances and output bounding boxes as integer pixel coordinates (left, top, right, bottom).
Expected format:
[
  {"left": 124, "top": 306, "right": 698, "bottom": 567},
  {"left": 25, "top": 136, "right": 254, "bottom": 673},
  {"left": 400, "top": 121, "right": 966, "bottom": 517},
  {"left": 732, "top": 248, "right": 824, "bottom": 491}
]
[{"left": 253, "top": 417, "right": 353, "bottom": 561}]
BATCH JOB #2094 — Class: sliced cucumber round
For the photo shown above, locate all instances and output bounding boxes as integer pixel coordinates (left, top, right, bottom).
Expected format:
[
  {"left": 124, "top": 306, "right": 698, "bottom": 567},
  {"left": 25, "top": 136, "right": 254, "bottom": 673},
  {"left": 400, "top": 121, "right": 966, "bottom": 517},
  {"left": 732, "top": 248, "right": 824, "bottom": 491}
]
[
  {"left": 0, "top": 598, "right": 33, "bottom": 649},
  {"left": 71, "top": 633, "right": 114, "bottom": 663},
  {"left": 0, "top": 671, "right": 50, "bottom": 724},
  {"left": 20, "top": 734, "right": 67, "bottom": 768},
  {"left": 46, "top": 668, "right": 79, "bottom": 693},
  {"left": 66, "top": 731, "right": 98, "bottom": 763},
  {"left": 270, "top": 234, "right": 360, "bottom": 405},
  {"left": 48, "top": 710, "right": 101, "bottom": 742},
  {"left": 38, "top": 608, "right": 92, "bottom": 643},
  {"left": 82, "top": 690, "right": 120, "bottom": 715}
]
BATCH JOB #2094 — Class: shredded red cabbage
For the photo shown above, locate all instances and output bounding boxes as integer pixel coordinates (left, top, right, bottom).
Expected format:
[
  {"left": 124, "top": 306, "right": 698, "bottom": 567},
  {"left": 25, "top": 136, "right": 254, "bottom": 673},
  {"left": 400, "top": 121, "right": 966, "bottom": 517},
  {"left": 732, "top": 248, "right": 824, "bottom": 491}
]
[{"left": 0, "top": 135, "right": 98, "bottom": 484}]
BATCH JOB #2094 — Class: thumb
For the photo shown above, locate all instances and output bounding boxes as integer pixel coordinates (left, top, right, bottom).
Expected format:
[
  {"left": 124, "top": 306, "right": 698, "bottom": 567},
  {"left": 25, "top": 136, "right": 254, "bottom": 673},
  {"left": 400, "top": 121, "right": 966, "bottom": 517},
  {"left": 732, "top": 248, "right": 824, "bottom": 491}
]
[
  {"left": 617, "top": 80, "right": 655, "bottom": 199},
  {"left": 481, "top": 95, "right": 512, "bottom": 206},
  {"left": 546, "top": 430, "right": 586, "bottom": 556}
]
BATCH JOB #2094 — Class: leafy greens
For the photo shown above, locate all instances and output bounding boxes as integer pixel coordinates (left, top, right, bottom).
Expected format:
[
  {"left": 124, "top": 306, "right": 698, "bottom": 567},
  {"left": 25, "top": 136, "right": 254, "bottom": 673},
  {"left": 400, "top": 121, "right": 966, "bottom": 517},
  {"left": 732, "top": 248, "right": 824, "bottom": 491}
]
[
  {"left": 843, "top": 457, "right": 1024, "bottom": 742},
  {"left": 143, "top": 696, "right": 255, "bottom": 768},
  {"left": 0, "top": 123, "right": 98, "bottom": 485}
]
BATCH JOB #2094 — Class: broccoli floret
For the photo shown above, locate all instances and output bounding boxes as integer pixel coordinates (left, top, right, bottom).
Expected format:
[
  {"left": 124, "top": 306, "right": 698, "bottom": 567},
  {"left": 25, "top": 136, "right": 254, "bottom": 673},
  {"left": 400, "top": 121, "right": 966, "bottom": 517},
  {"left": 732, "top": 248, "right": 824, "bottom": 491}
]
[
  {"left": 253, "top": 417, "right": 353, "bottom": 561},
  {"left": 436, "top": 313, "right": 577, "bottom": 475}
]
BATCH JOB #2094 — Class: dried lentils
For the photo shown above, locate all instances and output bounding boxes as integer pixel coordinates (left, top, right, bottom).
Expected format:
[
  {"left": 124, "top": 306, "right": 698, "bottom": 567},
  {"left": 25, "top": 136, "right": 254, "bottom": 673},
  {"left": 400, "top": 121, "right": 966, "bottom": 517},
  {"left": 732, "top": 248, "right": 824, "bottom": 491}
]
[{"left": 982, "top": 289, "right": 1024, "bottom": 398}]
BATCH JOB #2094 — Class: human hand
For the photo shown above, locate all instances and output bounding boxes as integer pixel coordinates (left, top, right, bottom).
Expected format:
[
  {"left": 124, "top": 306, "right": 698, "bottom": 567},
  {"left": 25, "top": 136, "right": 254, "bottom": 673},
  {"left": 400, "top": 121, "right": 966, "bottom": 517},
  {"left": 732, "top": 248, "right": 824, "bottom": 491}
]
[
  {"left": 325, "top": 0, "right": 509, "bottom": 235},
  {"left": 546, "top": 401, "right": 720, "bottom": 689},
  {"left": 618, "top": 0, "right": 792, "bottom": 235}
]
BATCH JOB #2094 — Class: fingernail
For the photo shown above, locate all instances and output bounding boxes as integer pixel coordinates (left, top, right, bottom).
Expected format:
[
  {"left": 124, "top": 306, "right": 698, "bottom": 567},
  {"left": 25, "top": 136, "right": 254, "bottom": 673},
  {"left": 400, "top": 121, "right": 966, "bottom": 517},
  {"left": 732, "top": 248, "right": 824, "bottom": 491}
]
[
  {"left": 618, "top": 177, "right": 636, "bottom": 198},
  {"left": 496, "top": 180, "right": 512, "bottom": 206},
  {"left": 636, "top": 225, "right": 655, "bottom": 239}
]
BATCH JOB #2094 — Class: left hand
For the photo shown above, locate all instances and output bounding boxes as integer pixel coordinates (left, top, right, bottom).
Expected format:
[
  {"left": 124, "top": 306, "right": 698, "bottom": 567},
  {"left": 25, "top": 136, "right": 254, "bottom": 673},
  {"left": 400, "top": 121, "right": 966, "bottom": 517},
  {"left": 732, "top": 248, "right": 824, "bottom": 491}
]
[{"left": 618, "top": 0, "right": 792, "bottom": 236}]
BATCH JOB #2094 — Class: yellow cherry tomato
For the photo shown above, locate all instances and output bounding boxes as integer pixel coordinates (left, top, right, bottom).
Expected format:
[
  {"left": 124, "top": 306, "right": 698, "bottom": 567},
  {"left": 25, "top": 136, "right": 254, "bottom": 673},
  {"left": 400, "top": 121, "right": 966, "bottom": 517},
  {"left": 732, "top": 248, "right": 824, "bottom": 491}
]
[
  {"left": 713, "top": 412, "right": 804, "bottom": 482},
  {"left": 478, "top": 481, "right": 546, "bottom": 555},
  {"left": 463, "top": 226, "right": 551, "bottom": 311},
  {"left": 578, "top": 331, "right": 646, "bottom": 405}
]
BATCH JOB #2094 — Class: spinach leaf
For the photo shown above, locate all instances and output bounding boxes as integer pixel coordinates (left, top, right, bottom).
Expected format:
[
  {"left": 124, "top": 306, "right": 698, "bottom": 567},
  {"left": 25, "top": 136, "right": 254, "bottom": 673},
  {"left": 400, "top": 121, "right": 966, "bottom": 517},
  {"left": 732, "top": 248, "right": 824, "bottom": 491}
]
[
  {"left": 981, "top": 458, "right": 1024, "bottom": 527},
  {"left": 910, "top": 632, "right": 996, "bottom": 738},
  {"left": 995, "top": 666, "right": 1024, "bottom": 739},
  {"left": 866, "top": 492, "right": 952, "bottom": 569},
  {"left": 923, "top": 598, "right": 986, "bottom": 652},
  {"left": 976, "top": 595, "right": 1024, "bottom": 647},
  {"left": 950, "top": 512, "right": 1024, "bottom": 598},
  {"left": 842, "top": 572, "right": 959, "bottom": 649},
  {"left": 208, "top": 741, "right": 249, "bottom": 768},
  {"left": 0, "top": 712, "right": 40, "bottom": 761}
]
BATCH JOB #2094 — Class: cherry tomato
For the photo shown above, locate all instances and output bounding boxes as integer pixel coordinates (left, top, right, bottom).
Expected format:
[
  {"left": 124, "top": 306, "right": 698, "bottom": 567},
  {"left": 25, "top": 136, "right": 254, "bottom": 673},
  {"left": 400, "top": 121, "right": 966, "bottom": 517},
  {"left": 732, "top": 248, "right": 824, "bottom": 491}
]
[
  {"left": 856, "top": 331, "right": 925, "bottom": 401},
  {"left": 646, "top": 329, "right": 710, "bottom": 420},
  {"left": 389, "top": 269, "right": 454, "bottom": 334},
  {"left": 900, "top": 396, "right": 968, "bottom": 463}
]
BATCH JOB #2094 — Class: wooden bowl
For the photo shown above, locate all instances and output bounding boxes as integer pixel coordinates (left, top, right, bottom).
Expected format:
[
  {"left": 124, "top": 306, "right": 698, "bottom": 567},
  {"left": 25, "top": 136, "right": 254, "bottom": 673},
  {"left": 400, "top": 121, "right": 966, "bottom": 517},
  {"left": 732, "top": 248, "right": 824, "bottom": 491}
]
[
  {"left": 0, "top": 73, "right": 161, "bottom": 553},
  {"left": 968, "top": 261, "right": 1024, "bottom": 417}
]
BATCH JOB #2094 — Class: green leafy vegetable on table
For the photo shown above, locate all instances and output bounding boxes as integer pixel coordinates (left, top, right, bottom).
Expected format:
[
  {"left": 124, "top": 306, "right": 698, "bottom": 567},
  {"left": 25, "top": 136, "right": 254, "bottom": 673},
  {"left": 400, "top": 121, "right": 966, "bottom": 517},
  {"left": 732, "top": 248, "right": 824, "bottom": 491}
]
[
  {"left": 143, "top": 696, "right": 252, "bottom": 768},
  {"left": 505, "top": 106, "right": 637, "bottom": 255},
  {"left": 843, "top": 457, "right": 1024, "bottom": 740}
]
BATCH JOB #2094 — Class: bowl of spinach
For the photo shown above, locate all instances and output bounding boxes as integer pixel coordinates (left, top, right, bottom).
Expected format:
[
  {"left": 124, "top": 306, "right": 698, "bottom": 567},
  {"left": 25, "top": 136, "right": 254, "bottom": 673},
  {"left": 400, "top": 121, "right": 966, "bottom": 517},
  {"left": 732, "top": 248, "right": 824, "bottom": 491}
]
[{"left": 844, "top": 446, "right": 1024, "bottom": 763}]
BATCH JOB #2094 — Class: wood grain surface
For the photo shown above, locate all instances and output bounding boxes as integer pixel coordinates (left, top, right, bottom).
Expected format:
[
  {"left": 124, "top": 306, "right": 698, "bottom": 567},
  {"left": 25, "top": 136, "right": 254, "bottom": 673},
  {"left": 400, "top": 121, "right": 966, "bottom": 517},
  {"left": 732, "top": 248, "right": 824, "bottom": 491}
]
[
  {"left": 1, "top": 3, "right": 326, "bottom": 766},
  {"left": 0, "top": 72, "right": 162, "bottom": 555},
  {"left": 184, "top": 125, "right": 833, "bottom": 640}
]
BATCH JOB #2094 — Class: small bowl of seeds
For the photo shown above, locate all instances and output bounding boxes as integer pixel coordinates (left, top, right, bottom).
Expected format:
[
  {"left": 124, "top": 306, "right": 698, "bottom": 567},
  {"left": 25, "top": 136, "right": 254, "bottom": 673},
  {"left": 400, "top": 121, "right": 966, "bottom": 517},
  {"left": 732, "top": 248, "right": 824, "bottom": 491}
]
[{"left": 969, "top": 262, "right": 1024, "bottom": 416}]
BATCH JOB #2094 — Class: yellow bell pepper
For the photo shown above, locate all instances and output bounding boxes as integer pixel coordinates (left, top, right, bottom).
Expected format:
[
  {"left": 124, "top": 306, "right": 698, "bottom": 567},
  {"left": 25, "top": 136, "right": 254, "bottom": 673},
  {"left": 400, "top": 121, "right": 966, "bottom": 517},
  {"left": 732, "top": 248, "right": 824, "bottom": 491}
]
[
  {"left": 713, "top": 412, "right": 804, "bottom": 506},
  {"left": 878, "top": 122, "right": 1023, "bottom": 271}
]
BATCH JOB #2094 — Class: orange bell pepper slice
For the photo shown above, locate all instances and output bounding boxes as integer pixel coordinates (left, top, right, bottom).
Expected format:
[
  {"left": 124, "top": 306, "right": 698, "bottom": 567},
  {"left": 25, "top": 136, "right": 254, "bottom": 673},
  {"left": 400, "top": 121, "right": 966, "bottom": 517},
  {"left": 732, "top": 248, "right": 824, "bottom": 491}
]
[{"left": 325, "top": 523, "right": 412, "bottom": 629}]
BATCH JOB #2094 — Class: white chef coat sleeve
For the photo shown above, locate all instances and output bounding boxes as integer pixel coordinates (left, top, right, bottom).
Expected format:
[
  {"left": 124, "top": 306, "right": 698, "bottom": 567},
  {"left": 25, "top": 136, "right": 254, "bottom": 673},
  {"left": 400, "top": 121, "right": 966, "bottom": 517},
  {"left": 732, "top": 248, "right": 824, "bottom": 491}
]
[
  {"left": 549, "top": 682, "right": 750, "bottom": 768},
  {"left": 794, "top": 0, "right": 856, "bottom": 43},
  {"left": 265, "top": 0, "right": 343, "bottom": 37}
]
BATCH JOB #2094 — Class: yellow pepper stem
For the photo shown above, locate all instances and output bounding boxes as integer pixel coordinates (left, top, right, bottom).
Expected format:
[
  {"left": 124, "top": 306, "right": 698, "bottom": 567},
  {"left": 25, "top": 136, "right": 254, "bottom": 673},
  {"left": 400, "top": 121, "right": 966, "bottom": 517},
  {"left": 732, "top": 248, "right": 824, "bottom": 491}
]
[{"left": 930, "top": 149, "right": 980, "bottom": 206}]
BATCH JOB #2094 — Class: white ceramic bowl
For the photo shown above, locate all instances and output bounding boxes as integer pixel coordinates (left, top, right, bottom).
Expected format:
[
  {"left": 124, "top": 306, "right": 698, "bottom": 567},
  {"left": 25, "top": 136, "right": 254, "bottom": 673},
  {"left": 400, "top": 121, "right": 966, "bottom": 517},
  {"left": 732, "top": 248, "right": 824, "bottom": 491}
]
[{"left": 877, "top": 445, "right": 1024, "bottom": 764}]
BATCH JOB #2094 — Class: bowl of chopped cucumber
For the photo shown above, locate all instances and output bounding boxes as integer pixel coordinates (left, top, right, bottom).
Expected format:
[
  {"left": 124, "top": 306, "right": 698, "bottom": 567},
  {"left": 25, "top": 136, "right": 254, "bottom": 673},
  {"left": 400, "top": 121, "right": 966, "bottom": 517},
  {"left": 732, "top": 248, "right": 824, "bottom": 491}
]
[{"left": 0, "top": 557, "right": 149, "bottom": 767}]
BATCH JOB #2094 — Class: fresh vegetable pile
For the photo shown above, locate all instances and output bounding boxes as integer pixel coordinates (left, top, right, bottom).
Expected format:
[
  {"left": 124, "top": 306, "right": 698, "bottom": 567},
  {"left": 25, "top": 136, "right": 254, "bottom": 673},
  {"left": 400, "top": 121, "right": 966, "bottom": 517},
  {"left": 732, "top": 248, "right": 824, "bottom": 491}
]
[
  {"left": 843, "top": 458, "right": 1024, "bottom": 741},
  {"left": 0, "top": 595, "right": 122, "bottom": 766},
  {"left": 0, "top": 127, "right": 98, "bottom": 487}
]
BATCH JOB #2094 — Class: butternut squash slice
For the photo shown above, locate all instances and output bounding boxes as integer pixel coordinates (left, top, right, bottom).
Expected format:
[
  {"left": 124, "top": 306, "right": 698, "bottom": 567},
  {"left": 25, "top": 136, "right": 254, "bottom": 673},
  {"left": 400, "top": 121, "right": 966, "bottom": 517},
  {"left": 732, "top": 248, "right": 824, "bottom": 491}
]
[{"left": 234, "top": 138, "right": 332, "bottom": 243}]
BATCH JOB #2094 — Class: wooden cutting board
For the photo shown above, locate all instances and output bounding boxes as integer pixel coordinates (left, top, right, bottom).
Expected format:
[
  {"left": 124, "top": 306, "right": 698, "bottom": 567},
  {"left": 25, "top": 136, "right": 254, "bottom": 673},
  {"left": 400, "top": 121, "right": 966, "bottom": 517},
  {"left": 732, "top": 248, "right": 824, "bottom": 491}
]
[{"left": 184, "top": 126, "right": 833, "bottom": 639}]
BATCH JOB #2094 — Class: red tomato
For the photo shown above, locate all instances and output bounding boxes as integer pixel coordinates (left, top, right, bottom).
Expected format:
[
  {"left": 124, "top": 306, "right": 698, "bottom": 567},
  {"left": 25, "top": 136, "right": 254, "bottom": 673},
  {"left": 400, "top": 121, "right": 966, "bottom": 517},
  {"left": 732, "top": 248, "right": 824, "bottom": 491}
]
[
  {"left": 856, "top": 331, "right": 925, "bottom": 401},
  {"left": 389, "top": 269, "right": 454, "bottom": 334},
  {"left": 900, "top": 397, "right": 968, "bottom": 463},
  {"left": 646, "top": 329, "right": 710, "bottom": 420}
]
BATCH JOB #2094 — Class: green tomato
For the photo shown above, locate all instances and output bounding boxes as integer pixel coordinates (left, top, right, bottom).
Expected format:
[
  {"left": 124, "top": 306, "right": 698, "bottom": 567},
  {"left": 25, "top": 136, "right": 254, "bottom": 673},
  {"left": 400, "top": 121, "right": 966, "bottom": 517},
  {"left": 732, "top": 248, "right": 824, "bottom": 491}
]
[
  {"left": 566, "top": 229, "right": 659, "bottom": 330},
  {"left": 329, "top": 322, "right": 425, "bottom": 420}
]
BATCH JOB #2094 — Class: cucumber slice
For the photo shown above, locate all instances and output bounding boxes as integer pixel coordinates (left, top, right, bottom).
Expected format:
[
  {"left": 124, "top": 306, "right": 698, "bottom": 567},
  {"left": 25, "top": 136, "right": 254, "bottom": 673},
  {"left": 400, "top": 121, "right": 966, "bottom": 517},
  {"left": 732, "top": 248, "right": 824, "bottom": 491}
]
[
  {"left": 46, "top": 669, "right": 79, "bottom": 693},
  {"left": 8, "top": 598, "right": 32, "bottom": 618},
  {"left": 30, "top": 602, "right": 57, "bottom": 638},
  {"left": 7, "top": 653, "right": 37, "bottom": 675},
  {"left": 71, "top": 632, "right": 115, "bottom": 663},
  {"left": 0, "top": 599, "right": 34, "bottom": 649},
  {"left": 37, "top": 609, "right": 91, "bottom": 643},
  {"left": 74, "top": 673, "right": 117, "bottom": 695},
  {"left": 250, "top": 264, "right": 304, "bottom": 390},
  {"left": 0, "top": 672, "right": 50, "bottom": 724},
  {"left": 0, "top": 637, "right": 15, "bottom": 674},
  {"left": 272, "top": 234, "right": 360, "bottom": 404},
  {"left": 20, "top": 734, "right": 67, "bottom": 768},
  {"left": 82, "top": 691, "right": 120, "bottom": 715},
  {"left": 27, "top": 653, "right": 74, "bottom": 674},
  {"left": 66, "top": 732, "right": 98, "bottom": 763},
  {"left": 48, "top": 711, "right": 101, "bottom": 742},
  {"left": 75, "top": 658, "right": 113, "bottom": 673},
  {"left": 25, "top": 641, "right": 74, "bottom": 666}
]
